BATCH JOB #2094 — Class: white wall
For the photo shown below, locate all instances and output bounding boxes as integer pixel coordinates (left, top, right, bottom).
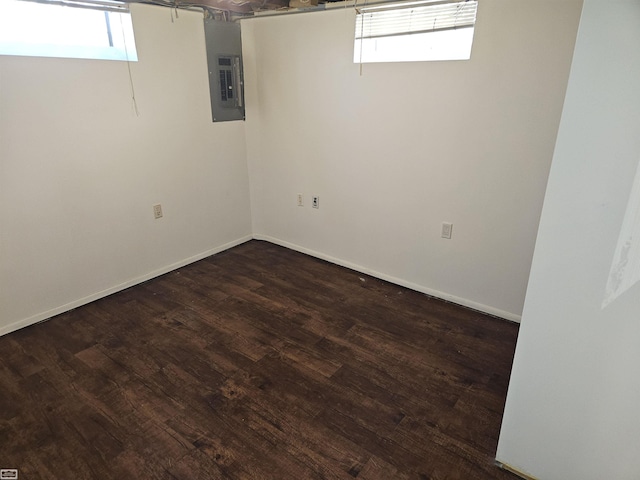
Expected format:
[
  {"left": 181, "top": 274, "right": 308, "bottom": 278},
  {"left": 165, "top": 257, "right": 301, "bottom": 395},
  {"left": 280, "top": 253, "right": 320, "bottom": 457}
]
[
  {"left": 0, "top": 4, "right": 252, "bottom": 334},
  {"left": 497, "top": 1, "right": 640, "bottom": 478},
  {"left": 241, "top": 0, "right": 582, "bottom": 321}
]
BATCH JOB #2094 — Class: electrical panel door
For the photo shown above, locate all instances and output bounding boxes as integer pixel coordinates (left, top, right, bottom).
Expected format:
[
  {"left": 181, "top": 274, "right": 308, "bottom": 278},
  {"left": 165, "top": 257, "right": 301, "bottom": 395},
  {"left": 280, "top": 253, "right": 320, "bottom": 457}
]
[{"left": 204, "top": 19, "right": 244, "bottom": 122}]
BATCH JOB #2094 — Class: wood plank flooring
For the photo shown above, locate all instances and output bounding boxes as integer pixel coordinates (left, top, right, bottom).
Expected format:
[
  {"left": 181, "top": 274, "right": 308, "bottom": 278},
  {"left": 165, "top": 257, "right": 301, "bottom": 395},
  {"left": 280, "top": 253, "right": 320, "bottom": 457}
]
[{"left": 0, "top": 240, "right": 520, "bottom": 479}]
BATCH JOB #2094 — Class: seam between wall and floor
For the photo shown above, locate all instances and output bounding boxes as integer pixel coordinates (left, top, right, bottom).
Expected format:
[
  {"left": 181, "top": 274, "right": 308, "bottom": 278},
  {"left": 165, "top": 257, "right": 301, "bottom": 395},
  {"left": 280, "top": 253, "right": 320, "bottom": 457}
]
[
  {"left": 0, "top": 235, "right": 253, "bottom": 337},
  {"left": 253, "top": 234, "right": 521, "bottom": 323},
  {"left": 1, "top": 233, "right": 521, "bottom": 337}
]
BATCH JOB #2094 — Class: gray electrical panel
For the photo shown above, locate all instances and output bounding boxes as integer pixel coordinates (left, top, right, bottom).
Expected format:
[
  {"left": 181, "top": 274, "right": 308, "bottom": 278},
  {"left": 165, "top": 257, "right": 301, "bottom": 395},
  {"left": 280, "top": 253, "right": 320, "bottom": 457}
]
[{"left": 204, "top": 19, "right": 244, "bottom": 122}]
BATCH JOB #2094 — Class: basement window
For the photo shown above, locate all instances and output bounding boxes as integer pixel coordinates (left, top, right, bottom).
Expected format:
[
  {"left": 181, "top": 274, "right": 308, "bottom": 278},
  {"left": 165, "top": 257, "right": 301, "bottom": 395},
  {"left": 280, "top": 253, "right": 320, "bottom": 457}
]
[
  {"left": 0, "top": 0, "right": 137, "bottom": 62},
  {"left": 354, "top": 0, "right": 477, "bottom": 63}
]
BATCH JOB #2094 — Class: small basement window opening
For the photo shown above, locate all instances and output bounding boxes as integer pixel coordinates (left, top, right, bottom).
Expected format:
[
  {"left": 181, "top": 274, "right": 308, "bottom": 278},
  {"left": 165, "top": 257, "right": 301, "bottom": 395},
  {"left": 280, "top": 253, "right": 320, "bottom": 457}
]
[
  {"left": 0, "top": 0, "right": 137, "bottom": 62},
  {"left": 354, "top": 0, "right": 478, "bottom": 63}
]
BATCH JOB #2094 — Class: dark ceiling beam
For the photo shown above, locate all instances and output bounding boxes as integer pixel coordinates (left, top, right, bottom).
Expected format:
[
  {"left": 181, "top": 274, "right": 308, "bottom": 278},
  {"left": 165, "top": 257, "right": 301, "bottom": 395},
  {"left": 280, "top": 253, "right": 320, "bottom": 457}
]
[{"left": 126, "top": 0, "right": 289, "bottom": 14}]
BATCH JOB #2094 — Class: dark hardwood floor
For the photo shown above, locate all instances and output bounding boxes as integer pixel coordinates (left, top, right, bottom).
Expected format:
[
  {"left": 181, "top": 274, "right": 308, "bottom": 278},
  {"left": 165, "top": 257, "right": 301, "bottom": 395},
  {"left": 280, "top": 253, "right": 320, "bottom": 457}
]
[{"left": 0, "top": 240, "right": 520, "bottom": 479}]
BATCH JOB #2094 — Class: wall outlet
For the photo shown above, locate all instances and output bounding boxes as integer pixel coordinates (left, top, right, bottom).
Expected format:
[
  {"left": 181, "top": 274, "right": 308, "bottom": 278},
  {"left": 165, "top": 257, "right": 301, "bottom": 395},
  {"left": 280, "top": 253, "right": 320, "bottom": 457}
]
[
  {"left": 297, "top": 194, "right": 304, "bottom": 206},
  {"left": 312, "top": 195, "right": 320, "bottom": 209},
  {"left": 441, "top": 222, "right": 453, "bottom": 239},
  {"left": 153, "top": 204, "right": 163, "bottom": 219}
]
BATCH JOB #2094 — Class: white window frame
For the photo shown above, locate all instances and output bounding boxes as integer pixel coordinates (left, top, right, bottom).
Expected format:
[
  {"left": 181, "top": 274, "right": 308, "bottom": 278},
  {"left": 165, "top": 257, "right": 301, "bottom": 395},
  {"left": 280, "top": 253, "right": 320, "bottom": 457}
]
[
  {"left": 0, "top": 0, "right": 138, "bottom": 62},
  {"left": 354, "top": 0, "right": 478, "bottom": 64}
]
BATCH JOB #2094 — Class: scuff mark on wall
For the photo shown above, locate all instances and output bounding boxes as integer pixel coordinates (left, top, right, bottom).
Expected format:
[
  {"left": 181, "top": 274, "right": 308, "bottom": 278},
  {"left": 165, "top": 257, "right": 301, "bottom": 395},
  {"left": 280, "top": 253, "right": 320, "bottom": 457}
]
[{"left": 603, "top": 158, "right": 640, "bottom": 307}]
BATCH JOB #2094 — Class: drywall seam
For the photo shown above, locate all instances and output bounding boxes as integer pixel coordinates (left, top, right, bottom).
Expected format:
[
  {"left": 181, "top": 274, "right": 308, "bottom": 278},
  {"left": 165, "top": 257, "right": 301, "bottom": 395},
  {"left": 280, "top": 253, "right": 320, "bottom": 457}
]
[
  {"left": 254, "top": 234, "right": 522, "bottom": 323},
  {"left": 0, "top": 235, "right": 253, "bottom": 337}
]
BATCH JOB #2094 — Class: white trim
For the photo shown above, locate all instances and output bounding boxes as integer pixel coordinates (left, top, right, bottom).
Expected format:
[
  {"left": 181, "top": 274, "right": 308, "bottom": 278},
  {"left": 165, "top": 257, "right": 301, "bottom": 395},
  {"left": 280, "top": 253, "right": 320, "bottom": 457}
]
[
  {"left": 0, "top": 235, "right": 253, "bottom": 337},
  {"left": 0, "top": 2, "right": 138, "bottom": 62},
  {"left": 494, "top": 460, "right": 538, "bottom": 480},
  {"left": 1, "top": 231, "right": 520, "bottom": 338},
  {"left": 355, "top": 0, "right": 477, "bottom": 40},
  {"left": 253, "top": 234, "right": 522, "bottom": 323},
  {"left": 21, "top": 0, "right": 129, "bottom": 13}
]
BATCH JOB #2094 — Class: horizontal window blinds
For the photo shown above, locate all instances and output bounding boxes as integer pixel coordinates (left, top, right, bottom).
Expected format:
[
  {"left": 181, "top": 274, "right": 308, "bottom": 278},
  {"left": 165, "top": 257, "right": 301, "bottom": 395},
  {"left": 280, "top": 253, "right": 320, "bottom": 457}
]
[
  {"left": 18, "top": 0, "right": 129, "bottom": 13},
  {"left": 355, "top": 0, "right": 478, "bottom": 40}
]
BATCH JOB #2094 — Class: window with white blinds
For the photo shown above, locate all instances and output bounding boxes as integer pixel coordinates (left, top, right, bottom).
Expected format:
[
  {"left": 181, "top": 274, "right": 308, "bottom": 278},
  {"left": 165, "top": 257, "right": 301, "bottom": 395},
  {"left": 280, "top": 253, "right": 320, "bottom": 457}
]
[
  {"left": 354, "top": 0, "right": 478, "bottom": 63},
  {"left": 0, "top": 0, "right": 137, "bottom": 61}
]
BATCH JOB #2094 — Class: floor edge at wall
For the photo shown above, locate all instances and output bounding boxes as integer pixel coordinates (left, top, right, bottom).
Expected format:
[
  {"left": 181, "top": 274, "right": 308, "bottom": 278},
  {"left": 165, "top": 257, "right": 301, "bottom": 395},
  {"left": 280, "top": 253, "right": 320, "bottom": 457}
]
[
  {"left": 495, "top": 460, "right": 538, "bottom": 480},
  {"left": 253, "top": 234, "right": 521, "bottom": 323},
  {"left": 0, "top": 235, "right": 253, "bottom": 338}
]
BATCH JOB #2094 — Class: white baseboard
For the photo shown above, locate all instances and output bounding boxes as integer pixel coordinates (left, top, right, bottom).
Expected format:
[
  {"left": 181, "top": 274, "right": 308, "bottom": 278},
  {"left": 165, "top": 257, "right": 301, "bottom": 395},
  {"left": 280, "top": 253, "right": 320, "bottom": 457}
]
[
  {"left": 253, "top": 234, "right": 521, "bottom": 323},
  {"left": 0, "top": 235, "right": 253, "bottom": 337},
  {"left": 1, "top": 232, "right": 520, "bottom": 338},
  {"left": 495, "top": 460, "right": 538, "bottom": 480}
]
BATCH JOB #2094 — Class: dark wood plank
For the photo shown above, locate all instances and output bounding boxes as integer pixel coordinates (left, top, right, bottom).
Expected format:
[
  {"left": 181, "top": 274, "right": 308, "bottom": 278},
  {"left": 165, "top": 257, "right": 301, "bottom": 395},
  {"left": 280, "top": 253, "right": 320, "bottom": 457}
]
[{"left": 0, "top": 240, "right": 520, "bottom": 479}]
